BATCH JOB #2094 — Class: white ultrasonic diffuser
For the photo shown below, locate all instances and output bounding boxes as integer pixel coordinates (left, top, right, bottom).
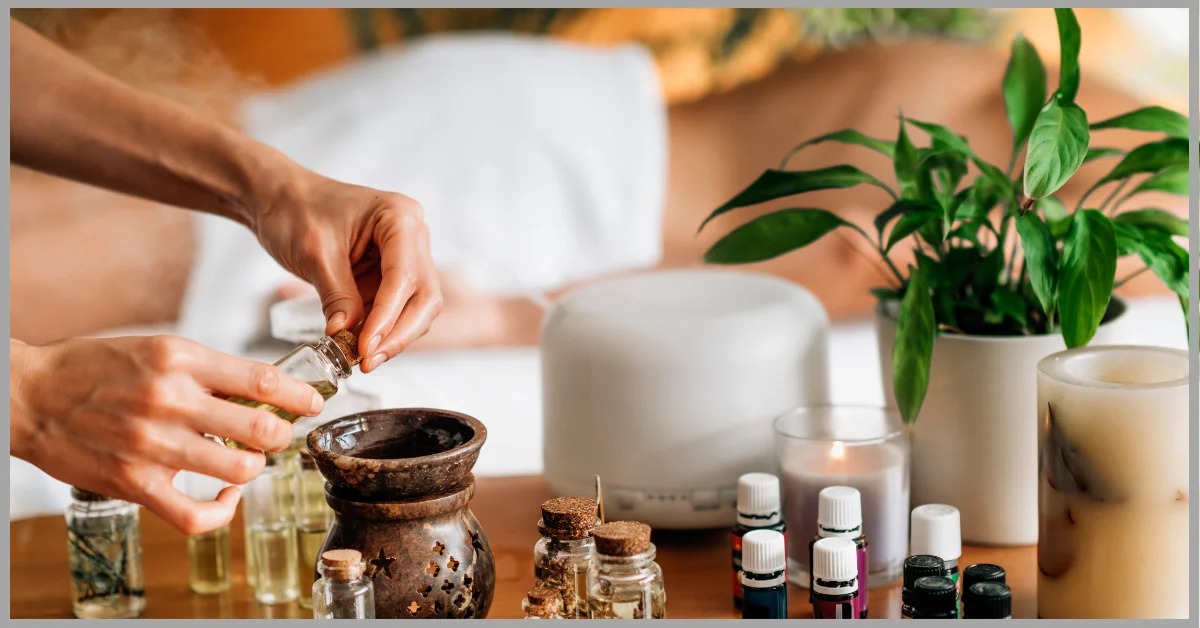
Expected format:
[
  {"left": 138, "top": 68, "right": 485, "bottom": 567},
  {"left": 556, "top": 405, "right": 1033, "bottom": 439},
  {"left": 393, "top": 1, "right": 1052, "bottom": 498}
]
[{"left": 541, "top": 269, "right": 830, "bottom": 529}]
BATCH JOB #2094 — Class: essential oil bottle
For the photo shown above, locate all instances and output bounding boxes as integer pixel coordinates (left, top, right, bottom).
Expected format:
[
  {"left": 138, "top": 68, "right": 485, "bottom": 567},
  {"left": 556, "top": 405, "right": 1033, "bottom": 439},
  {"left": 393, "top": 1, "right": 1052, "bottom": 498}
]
[
  {"left": 962, "top": 582, "right": 1012, "bottom": 619},
  {"left": 811, "top": 537, "right": 859, "bottom": 619},
  {"left": 219, "top": 330, "right": 361, "bottom": 450},
  {"left": 900, "top": 554, "right": 945, "bottom": 619},
  {"left": 312, "top": 549, "right": 375, "bottom": 619},
  {"left": 533, "top": 497, "right": 599, "bottom": 618},
  {"left": 910, "top": 504, "right": 961, "bottom": 586},
  {"left": 911, "top": 576, "right": 958, "bottom": 619},
  {"left": 808, "top": 486, "right": 868, "bottom": 618},
  {"left": 961, "top": 563, "right": 1005, "bottom": 617},
  {"left": 523, "top": 586, "right": 565, "bottom": 619},
  {"left": 65, "top": 488, "right": 145, "bottom": 619},
  {"left": 586, "top": 521, "right": 666, "bottom": 619},
  {"left": 740, "top": 530, "right": 787, "bottom": 619},
  {"left": 732, "top": 473, "right": 785, "bottom": 607}
]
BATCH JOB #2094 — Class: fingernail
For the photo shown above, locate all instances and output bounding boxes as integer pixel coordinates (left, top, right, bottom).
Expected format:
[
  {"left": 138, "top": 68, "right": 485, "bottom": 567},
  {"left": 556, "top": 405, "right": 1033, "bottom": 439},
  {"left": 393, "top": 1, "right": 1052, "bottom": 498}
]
[
  {"left": 367, "top": 353, "right": 386, "bottom": 372},
  {"left": 366, "top": 334, "right": 381, "bottom": 355},
  {"left": 329, "top": 312, "right": 346, "bottom": 330},
  {"left": 310, "top": 391, "right": 324, "bottom": 415}
]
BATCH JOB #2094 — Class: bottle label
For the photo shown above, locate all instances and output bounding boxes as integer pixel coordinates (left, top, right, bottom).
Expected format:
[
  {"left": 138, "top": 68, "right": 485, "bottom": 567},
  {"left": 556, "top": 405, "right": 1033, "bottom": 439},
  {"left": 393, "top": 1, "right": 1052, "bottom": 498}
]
[
  {"left": 856, "top": 542, "right": 869, "bottom": 618},
  {"left": 813, "top": 598, "right": 856, "bottom": 619},
  {"left": 732, "top": 532, "right": 742, "bottom": 601}
]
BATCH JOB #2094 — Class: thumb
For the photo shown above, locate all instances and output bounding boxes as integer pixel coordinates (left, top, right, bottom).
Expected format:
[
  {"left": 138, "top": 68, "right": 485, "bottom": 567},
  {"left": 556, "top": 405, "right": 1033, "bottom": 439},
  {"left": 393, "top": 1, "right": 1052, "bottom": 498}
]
[{"left": 311, "top": 250, "right": 365, "bottom": 335}]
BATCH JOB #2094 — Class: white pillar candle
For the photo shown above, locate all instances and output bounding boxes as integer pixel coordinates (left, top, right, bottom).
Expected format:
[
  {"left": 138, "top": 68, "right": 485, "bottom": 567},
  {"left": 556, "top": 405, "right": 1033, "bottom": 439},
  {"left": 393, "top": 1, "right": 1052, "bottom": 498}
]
[
  {"left": 774, "top": 407, "right": 910, "bottom": 587},
  {"left": 1037, "top": 345, "right": 1188, "bottom": 619}
]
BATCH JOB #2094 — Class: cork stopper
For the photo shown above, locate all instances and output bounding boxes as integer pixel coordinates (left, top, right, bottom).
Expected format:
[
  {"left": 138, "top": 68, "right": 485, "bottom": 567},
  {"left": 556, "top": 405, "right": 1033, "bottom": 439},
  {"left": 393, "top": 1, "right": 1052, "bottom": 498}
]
[
  {"left": 539, "top": 497, "right": 599, "bottom": 539},
  {"left": 332, "top": 330, "right": 362, "bottom": 367},
  {"left": 523, "top": 586, "right": 562, "bottom": 618},
  {"left": 321, "top": 549, "right": 364, "bottom": 578},
  {"left": 592, "top": 520, "right": 652, "bottom": 557}
]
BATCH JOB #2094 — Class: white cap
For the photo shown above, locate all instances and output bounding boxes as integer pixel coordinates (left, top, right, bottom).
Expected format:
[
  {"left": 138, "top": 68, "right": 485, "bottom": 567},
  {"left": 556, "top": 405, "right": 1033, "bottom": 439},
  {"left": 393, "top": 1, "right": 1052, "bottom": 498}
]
[
  {"left": 812, "top": 537, "right": 858, "bottom": 585},
  {"left": 911, "top": 504, "right": 962, "bottom": 561},
  {"left": 740, "top": 529, "right": 787, "bottom": 575},
  {"left": 817, "top": 486, "right": 863, "bottom": 537},
  {"left": 737, "top": 473, "right": 782, "bottom": 526}
]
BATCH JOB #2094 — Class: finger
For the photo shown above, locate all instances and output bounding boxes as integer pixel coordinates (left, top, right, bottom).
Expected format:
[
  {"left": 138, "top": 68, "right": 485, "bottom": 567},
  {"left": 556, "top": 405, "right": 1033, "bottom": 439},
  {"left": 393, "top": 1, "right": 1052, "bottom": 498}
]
[
  {"left": 358, "top": 220, "right": 421, "bottom": 361},
  {"left": 168, "top": 431, "right": 269, "bottom": 485},
  {"left": 362, "top": 287, "right": 442, "bottom": 372},
  {"left": 187, "top": 347, "right": 324, "bottom": 420},
  {"left": 191, "top": 396, "right": 294, "bottom": 453},
  {"left": 142, "top": 482, "right": 241, "bottom": 535},
  {"left": 310, "top": 240, "right": 366, "bottom": 336}
]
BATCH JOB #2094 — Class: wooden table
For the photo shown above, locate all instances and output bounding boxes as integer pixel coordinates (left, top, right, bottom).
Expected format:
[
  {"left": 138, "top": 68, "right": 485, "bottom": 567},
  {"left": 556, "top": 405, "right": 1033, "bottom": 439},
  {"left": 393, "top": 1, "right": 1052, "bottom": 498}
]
[{"left": 10, "top": 476, "right": 1036, "bottom": 619}]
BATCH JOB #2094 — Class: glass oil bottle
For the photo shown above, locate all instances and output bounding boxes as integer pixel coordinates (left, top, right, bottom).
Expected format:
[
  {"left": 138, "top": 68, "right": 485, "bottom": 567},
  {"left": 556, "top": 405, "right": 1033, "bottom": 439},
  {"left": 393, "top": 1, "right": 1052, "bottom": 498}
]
[
  {"left": 533, "top": 497, "right": 599, "bottom": 618},
  {"left": 188, "top": 524, "right": 232, "bottom": 594},
  {"left": 295, "top": 445, "right": 334, "bottom": 610},
  {"left": 312, "top": 549, "right": 375, "bottom": 619},
  {"left": 586, "top": 521, "right": 666, "bottom": 619},
  {"left": 65, "top": 487, "right": 145, "bottom": 619},
  {"left": 242, "top": 448, "right": 301, "bottom": 604},
  {"left": 219, "top": 330, "right": 361, "bottom": 450},
  {"left": 523, "top": 587, "right": 564, "bottom": 619}
]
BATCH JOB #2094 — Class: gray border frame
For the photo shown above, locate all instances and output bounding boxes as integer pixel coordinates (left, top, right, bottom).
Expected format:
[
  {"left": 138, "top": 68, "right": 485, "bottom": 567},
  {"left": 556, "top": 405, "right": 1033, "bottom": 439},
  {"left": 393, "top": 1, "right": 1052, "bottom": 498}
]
[{"left": 2, "top": 2, "right": 1196, "bottom": 625}]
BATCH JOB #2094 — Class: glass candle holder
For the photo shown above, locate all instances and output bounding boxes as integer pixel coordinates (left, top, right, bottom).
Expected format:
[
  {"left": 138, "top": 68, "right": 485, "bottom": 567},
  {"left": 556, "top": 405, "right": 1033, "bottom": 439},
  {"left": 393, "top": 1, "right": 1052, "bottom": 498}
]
[
  {"left": 774, "top": 406, "right": 909, "bottom": 588},
  {"left": 1036, "top": 345, "right": 1188, "bottom": 619}
]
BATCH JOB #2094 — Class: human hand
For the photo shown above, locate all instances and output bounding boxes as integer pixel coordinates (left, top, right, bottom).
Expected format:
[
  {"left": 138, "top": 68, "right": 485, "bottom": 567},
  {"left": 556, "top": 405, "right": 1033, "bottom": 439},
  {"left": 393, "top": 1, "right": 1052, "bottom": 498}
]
[
  {"left": 253, "top": 173, "right": 443, "bottom": 373},
  {"left": 9, "top": 335, "right": 323, "bottom": 534}
]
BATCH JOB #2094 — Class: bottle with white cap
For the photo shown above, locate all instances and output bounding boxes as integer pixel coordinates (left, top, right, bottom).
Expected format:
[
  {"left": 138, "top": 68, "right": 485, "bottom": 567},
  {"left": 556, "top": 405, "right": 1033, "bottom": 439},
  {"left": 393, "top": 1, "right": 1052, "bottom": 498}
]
[
  {"left": 807, "top": 486, "right": 868, "bottom": 618},
  {"left": 731, "top": 473, "right": 786, "bottom": 607},
  {"left": 811, "top": 537, "right": 860, "bottom": 619},
  {"left": 739, "top": 530, "right": 788, "bottom": 619},
  {"left": 909, "top": 504, "right": 962, "bottom": 586}
]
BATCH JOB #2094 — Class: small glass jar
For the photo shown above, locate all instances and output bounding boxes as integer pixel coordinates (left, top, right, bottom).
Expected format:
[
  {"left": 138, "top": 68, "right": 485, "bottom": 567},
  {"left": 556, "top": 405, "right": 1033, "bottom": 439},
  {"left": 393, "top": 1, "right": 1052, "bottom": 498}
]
[
  {"left": 533, "top": 497, "right": 598, "bottom": 618},
  {"left": 586, "top": 522, "right": 666, "bottom": 619},
  {"left": 221, "top": 332, "right": 358, "bottom": 450},
  {"left": 523, "top": 587, "right": 564, "bottom": 619},
  {"left": 242, "top": 448, "right": 301, "bottom": 604},
  {"left": 295, "top": 446, "right": 334, "bottom": 610},
  {"left": 312, "top": 549, "right": 375, "bottom": 619},
  {"left": 65, "top": 488, "right": 145, "bottom": 619}
]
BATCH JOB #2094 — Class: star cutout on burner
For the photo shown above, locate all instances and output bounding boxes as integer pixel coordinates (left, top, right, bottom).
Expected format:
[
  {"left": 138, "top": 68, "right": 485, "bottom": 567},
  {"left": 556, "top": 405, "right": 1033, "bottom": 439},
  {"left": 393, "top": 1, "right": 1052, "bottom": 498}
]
[
  {"left": 407, "top": 601, "right": 421, "bottom": 615},
  {"left": 447, "top": 556, "right": 460, "bottom": 572},
  {"left": 368, "top": 547, "right": 397, "bottom": 579}
]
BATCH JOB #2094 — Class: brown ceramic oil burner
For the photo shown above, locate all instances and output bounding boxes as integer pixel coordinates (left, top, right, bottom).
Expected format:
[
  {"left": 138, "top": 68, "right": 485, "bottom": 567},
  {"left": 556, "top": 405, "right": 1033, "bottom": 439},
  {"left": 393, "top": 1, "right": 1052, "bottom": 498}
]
[{"left": 307, "top": 408, "right": 495, "bottom": 619}]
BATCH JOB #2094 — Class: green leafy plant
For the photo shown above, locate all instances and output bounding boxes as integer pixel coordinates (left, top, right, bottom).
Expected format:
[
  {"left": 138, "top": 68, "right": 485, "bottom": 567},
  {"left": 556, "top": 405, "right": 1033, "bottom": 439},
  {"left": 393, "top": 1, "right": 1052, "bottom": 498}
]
[{"left": 699, "top": 8, "right": 1191, "bottom": 425}]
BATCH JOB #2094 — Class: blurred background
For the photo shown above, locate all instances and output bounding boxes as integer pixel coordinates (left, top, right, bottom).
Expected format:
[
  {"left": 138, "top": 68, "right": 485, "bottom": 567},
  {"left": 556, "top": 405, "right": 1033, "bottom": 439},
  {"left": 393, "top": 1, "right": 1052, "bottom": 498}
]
[{"left": 9, "top": 8, "right": 1191, "bottom": 517}]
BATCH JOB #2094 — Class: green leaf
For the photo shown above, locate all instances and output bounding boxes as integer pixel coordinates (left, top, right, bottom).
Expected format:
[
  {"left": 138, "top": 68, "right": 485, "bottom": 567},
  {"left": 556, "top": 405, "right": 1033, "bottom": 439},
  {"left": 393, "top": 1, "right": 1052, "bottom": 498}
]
[
  {"left": 870, "top": 287, "right": 902, "bottom": 301},
  {"left": 1117, "top": 223, "right": 1190, "bottom": 300},
  {"left": 1002, "top": 33, "right": 1048, "bottom": 152},
  {"left": 1115, "top": 208, "right": 1189, "bottom": 237},
  {"left": 895, "top": 113, "right": 920, "bottom": 200},
  {"left": 1016, "top": 212, "right": 1059, "bottom": 320},
  {"left": 1097, "top": 138, "right": 1189, "bottom": 185},
  {"left": 1023, "top": 98, "right": 1090, "bottom": 200},
  {"left": 699, "top": 166, "right": 896, "bottom": 231},
  {"left": 704, "top": 208, "right": 858, "bottom": 264},
  {"left": 1058, "top": 210, "right": 1117, "bottom": 348},
  {"left": 1038, "top": 196, "right": 1070, "bottom": 239},
  {"left": 990, "top": 288, "right": 1029, "bottom": 328},
  {"left": 892, "top": 266, "right": 936, "bottom": 425},
  {"left": 886, "top": 209, "right": 941, "bottom": 252},
  {"left": 874, "top": 200, "right": 933, "bottom": 242},
  {"left": 1054, "top": 8, "right": 1082, "bottom": 103},
  {"left": 1113, "top": 221, "right": 1141, "bottom": 257},
  {"left": 780, "top": 129, "right": 896, "bottom": 167},
  {"left": 907, "top": 119, "right": 972, "bottom": 156},
  {"left": 1090, "top": 106, "right": 1189, "bottom": 139},
  {"left": 1083, "top": 147, "right": 1124, "bottom": 163},
  {"left": 1126, "top": 165, "right": 1190, "bottom": 198}
]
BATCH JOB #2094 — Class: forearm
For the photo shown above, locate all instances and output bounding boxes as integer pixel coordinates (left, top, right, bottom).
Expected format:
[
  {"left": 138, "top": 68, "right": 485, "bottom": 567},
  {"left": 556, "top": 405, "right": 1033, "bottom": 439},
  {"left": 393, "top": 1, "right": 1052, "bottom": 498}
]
[{"left": 9, "top": 17, "right": 300, "bottom": 227}]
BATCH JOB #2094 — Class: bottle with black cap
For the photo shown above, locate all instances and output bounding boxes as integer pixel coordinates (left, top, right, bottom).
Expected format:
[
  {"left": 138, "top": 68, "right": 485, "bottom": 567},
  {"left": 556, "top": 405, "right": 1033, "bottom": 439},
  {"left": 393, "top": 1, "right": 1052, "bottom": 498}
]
[
  {"left": 911, "top": 576, "right": 958, "bottom": 619},
  {"left": 963, "top": 582, "right": 1012, "bottom": 619},
  {"left": 961, "top": 564, "right": 1006, "bottom": 617},
  {"left": 900, "top": 555, "right": 945, "bottom": 619}
]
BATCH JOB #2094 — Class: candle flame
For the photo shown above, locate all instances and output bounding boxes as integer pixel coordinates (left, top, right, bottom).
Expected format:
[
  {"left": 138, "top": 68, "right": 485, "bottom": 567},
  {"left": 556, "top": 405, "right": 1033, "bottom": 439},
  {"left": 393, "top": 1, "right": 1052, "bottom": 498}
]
[{"left": 830, "top": 441, "right": 845, "bottom": 459}]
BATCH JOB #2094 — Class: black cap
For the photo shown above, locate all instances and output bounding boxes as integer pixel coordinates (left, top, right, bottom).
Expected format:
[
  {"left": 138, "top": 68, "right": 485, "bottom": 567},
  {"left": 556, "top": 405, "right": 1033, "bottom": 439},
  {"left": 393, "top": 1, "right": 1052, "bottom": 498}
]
[
  {"left": 964, "top": 582, "right": 1012, "bottom": 619},
  {"left": 962, "top": 563, "right": 1006, "bottom": 609},
  {"left": 903, "top": 554, "right": 946, "bottom": 589},
  {"left": 912, "top": 576, "right": 958, "bottom": 616}
]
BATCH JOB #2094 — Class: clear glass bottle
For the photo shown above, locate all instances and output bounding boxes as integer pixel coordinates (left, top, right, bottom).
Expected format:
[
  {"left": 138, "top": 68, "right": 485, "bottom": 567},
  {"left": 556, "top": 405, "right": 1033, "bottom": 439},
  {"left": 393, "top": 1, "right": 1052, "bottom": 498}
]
[
  {"left": 242, "top": 449, "right": 301, "bottom": 604},
  {"left": 295, "top": 445, "right": 334, "bottom": 610},
  {"left": 65, "top": 487, "right": 145, "bottom": 619},
  {"left": 523, "top": 587, "right": 564, "bottom": 619},
  {"left": 312, "top": 549, "right": 375, "bottom": 619},
  {"left": 533, "top": 497, "right": 598, "bottom": 618},
  {"left": 586, "top": 521, "right": 666, "bottom": 619},
  {"left": 221, "top": 331, "right": 360, "bottom": 450},
  {"left": 188, "top": 524, "right": 232, "bottom": 594}
]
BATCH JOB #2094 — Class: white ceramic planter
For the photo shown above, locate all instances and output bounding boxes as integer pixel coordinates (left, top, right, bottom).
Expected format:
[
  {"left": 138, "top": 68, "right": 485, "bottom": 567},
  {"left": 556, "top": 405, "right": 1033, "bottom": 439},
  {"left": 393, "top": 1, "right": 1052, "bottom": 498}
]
[{"left": 875, "top": 298, "right": 1133, "bottom": 546}]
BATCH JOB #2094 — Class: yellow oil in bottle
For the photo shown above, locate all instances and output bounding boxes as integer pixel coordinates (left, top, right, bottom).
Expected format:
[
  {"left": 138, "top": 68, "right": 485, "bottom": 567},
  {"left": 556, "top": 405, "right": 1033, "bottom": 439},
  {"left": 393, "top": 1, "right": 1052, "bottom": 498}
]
[
  {"left": 221, "top": 380, "right": 338, "bottom": 450},
  {"left": 295, "top": 525, "right": 329, "bottom": 609},
  {"left": 188, "top": 525, "right": 232, "bottom": 594},
  {"left": 247, "top": 521, "right": 299, "bottom": 604}
]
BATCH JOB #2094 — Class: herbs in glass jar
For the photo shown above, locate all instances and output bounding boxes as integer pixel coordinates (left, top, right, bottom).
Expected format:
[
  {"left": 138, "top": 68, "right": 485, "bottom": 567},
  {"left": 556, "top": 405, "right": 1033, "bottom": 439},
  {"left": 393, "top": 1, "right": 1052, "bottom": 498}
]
[{"left": 65, "top": 487, "right": 145, "bottom": 619}]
